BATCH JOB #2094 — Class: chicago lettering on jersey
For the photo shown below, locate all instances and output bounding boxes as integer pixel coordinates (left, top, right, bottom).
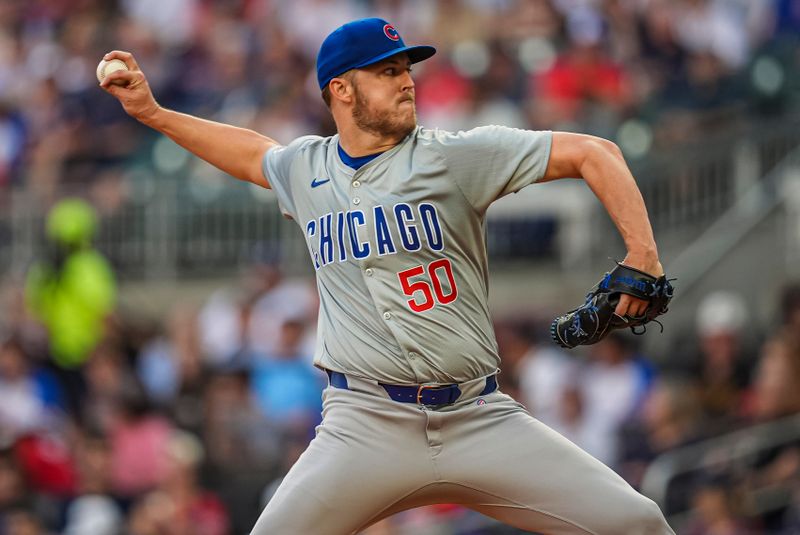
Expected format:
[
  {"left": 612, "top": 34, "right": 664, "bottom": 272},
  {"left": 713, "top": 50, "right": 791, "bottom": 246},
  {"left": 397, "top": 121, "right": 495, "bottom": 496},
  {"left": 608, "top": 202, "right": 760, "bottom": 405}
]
[{"left": 305, "top": 202, "right": 444, "bottom": 269}]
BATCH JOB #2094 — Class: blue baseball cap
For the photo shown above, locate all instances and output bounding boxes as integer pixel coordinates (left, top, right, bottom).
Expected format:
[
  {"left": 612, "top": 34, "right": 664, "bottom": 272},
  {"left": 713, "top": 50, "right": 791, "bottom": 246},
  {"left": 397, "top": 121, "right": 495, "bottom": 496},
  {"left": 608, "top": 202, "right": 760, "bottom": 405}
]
[{"left": 316, "top": 18, "right": 436, "bottom": 90}]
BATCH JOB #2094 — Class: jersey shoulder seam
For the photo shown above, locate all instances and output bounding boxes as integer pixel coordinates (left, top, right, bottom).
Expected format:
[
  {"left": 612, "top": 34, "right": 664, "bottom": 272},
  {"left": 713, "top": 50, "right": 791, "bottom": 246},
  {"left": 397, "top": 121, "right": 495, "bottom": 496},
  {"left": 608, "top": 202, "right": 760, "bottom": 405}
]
[
  {"left": 289, "top": 134, "right": 330, "bottom": 157},
  {"left": 283, "top": 135, "right": 332, "bottom": 191},
  {"left": 424, "top": 127, "right": 482, "bottom": 219},
  {"left": 268, "top": 136, "right": 329, "bottom": 219}
]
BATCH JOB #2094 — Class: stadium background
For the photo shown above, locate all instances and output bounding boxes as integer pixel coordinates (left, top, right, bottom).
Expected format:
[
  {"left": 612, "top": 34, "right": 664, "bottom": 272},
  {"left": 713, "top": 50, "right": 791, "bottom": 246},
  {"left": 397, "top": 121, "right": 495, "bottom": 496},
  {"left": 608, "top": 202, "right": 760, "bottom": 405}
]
[{"left": 1, "top": 0, "right": 800, "bottom": 533}]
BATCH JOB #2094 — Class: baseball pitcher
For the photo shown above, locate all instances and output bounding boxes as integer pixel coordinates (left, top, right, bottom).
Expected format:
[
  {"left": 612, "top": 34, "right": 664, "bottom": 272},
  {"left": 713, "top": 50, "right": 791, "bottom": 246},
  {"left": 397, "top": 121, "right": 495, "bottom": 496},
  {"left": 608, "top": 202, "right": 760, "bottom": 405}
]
[{"left": 101, "top": 17, "right": 675, "bottom": 535}]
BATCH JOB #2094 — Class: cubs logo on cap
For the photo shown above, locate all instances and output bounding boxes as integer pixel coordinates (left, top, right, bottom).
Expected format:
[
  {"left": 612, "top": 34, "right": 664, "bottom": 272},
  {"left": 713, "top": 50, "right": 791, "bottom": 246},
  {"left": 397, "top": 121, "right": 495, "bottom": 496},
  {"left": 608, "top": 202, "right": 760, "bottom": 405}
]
[
  {"left": 383, "top": 24, "right": 400, "bottom": 41},
  {"left": 316, "top": 18, "right": 436, "bottom": 90}
]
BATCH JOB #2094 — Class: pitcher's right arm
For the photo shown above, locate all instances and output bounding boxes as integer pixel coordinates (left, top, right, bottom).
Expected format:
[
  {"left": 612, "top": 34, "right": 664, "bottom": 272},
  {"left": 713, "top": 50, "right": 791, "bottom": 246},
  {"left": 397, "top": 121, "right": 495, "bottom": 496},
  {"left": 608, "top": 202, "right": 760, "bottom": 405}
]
[{"left": 99, "top": 51, "right": 276, "bottom": 188}]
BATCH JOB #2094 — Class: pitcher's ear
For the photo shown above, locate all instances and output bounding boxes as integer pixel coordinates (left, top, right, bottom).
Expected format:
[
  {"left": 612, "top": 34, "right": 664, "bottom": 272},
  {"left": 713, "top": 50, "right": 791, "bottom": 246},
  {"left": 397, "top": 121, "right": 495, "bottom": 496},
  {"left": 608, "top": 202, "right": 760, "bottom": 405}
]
[{"left": 330, "top": 73, "right": 356, "bottom": 104}]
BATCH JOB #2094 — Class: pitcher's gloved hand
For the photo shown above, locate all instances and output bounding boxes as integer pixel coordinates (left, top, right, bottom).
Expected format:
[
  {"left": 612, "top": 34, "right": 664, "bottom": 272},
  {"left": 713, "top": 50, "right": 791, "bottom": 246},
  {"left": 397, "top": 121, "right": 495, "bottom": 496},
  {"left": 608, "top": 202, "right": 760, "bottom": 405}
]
[{"left": 550, "top": 263, "right": 674, "bottom": 349}]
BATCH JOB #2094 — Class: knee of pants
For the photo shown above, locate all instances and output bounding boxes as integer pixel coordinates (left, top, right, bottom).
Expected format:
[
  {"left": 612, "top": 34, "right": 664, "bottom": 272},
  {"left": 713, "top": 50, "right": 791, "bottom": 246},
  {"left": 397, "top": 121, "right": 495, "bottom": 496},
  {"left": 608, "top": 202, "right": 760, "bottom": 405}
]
[
  {"left": 592, "top": 495, "right": 673, "bottom": 535},
  {"left": 622, "top": 496, "right": 675, "bottom": 535}
]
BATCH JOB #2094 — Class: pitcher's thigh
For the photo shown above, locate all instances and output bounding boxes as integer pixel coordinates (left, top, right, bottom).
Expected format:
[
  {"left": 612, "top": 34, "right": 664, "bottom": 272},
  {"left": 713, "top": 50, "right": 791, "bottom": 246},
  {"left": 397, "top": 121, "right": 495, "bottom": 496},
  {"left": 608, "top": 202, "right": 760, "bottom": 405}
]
[
  {"left": 440, "top": 396, "right": 673, "bottom": 535},
  {"left": 251, "top": 390, "right": 432, "bottom": 535}
]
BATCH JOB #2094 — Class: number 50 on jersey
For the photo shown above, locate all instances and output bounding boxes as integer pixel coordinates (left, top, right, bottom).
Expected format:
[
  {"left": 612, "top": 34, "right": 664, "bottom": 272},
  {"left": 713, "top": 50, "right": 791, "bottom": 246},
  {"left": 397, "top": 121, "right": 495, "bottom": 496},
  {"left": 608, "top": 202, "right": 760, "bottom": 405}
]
[{"left": 304, "top": 201, "right": 459, "bottom": 313}]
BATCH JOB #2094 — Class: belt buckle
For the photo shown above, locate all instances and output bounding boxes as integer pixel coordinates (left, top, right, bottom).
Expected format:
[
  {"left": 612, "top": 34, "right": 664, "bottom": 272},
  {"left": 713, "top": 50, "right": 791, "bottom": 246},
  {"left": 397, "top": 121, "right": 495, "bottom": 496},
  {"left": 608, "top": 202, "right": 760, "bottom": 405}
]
[{"left": 416, "top": 383, "right": 448, "bottom": 405}]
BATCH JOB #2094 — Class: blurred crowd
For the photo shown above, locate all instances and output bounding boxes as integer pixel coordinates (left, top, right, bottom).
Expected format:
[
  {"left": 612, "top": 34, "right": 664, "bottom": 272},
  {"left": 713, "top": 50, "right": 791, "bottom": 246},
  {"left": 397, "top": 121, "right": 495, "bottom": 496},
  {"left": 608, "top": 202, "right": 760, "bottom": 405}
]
[
  {"left": 501, "top": 286, "right": 800, "bottom": 534},
  {"left": 2, "top": 0, "right": 800, "bottom": 533},
  {"left": 2, "top": 216, "right": 800, "bottom": 533},
  {"left": 1, "top": 0, "right": 799, "bottom": 200}
]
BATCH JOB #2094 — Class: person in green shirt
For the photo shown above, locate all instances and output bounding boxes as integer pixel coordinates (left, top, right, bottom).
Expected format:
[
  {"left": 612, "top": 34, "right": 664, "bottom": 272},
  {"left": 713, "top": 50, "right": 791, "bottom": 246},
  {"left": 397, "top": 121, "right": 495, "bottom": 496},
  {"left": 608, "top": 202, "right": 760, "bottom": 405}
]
[{"left": 25, "top": 198, "right": 116, "bottom": 370}]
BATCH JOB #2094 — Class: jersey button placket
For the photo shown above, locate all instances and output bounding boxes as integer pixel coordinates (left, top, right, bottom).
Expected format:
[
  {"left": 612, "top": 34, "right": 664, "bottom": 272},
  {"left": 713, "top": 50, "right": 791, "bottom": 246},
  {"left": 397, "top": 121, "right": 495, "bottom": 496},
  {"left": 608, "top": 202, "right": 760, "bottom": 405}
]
[{"left": 383, "top": 311, "right": 391, "bottom": 320}]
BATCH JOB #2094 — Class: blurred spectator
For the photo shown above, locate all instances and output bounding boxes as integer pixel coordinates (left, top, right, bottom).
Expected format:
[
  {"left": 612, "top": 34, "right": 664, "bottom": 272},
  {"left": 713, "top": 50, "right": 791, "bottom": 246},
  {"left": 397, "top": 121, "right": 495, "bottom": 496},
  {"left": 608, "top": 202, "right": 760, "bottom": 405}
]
[
  {"left": 0, "top": 337, "right": 63, "bottom": 447},
  {"left": 500, "top": 0, "right": 562, "bottom": 42},
  {"left": 690, "top": 290, "right": 754, "bottom": 424},
  {"left": 414, "top": 54, "right": 474, "bottom": 131},
  {"left": 575, "top": 332, "right": 655, "bottom": 465},
  {"left": 126, "top": 489, "right": 175, "bottom": 535},
  {"left": 738, "top": 332, "right": 800, "bottom": 531},
  {"left": 277, "top": 0, "right": 366, "bottom": 59},
  {"left": 372, "top": 0, "right": 437, "bottom": 44},
  {"left": 246, "top": 265, "right": 317, "bottom": 360},
  {"left": 137, "top": 305, "right": 206, "bottom": 431},
  {"left": 14, "top": 432, "right": 76, "bottom": 498},
  {"left": 62, "top": 494, "right": 123, "bottom": 535},
  {"left": 124, "top": 430, "right": 231, "bottom": 535},
  {"left": 199, "top": 260, "right": 317, "bottom": 367},
  {"left": 467, "top": 72, "right": 529, "bottom": 130},
  {"left": 108, "top": 385, "right": 174, "bottom": 498},
  {"left": 198, "top": 284, "right": 254, "bottom": 369},
  {"left": 778, "top": 282, "right": 800, "bottom": 336},
  {"left": 199, "top": 261, "right": 283, "bottom": 367},
  {"left": 25, "top": 199, "right": 116, "bottom": 367},
  {"left": 669, "top": 0, "right": 751, "bottom": 71},
  {"left": 120, "top": 0, "right": 199, "bottom": 48},
  {"left": 73, "top": 430, "right": 114, "bottom": 497},
  {"left": 157, "top": 430, "right": 229, "bottom": 535},
  {"left": 202, "top": 370, "right": 278, "bottom": 472},
  {"left": 781, "top": 486, "right": 800, "bottom": 533},
  {"left": 431, "top": 0, "right": 494, "bottom": 49},
  {"left": 775, "top": 0, "right": 800, "bottom": 36},
  {"left": 3, "top": 508, "right": 47, "bottom": 535},
  {"left": 748, "top": 332, "right": 800, "bottom": 422},
  {"left": 81, "top": 341, "right": 138, "bottom": 432},
  {"left": 0, "top": 103, "right": 26, "bottom": 189},
  {"left": 494, "top": 320, "right": 533, "bottom": 399},
  {"left": 684, "top": 473, "right": 752, "bottom": 535},
  {"left": 0, "top": 449, "right": 29, "bottom": 513},
  {"left": 202, "top": 370, "right": 277, "bottom": 534},
  {"left": 24, "top": 199, "right": 116, "bottom": 412},
  {"left": 514, "top": 323, "right": 579, "bottom": 438},
  {"left": 529, "top": 8, "right": 633, "bottom": 131},
  {"left": 0, "top": 280, "right": 47, "bottom": 357},
  {"left": 250, "top": 318, "right": 324, "bottom": 433},
  {"left": 618, "top": 375, "right": 705, "bottom": 513}
]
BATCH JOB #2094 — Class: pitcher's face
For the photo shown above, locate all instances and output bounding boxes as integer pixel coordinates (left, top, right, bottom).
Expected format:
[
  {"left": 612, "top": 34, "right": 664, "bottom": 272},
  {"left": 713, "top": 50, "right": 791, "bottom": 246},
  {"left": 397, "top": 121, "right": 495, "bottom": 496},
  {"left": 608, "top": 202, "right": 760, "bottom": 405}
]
[{"left": 350, "top": 54, "right": 416, "bottom": 139}]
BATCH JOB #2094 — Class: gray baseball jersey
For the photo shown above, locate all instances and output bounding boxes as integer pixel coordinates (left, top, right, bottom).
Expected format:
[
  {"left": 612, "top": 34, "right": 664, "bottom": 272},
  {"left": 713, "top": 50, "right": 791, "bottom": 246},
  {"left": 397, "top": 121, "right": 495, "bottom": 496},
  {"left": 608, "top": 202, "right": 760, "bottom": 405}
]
[
  {"left": 254, "top": 125, "right": 675, "bottom": 535},
  {"left": 262, "top": 125, "right": 551, "bottom": 384}
]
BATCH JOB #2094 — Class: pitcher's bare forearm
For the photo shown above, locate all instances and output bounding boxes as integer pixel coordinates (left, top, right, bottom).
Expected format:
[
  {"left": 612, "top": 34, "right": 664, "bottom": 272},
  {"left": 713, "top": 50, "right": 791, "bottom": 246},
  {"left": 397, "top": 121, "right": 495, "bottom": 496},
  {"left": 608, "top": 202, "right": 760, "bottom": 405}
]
[
  {"left": 143, "top": 107, "right": 276, "bottom": 188},
  {"left": 99, "top": 50, "right": 275, "bottom": 188},
  {"left": 577, "top": 138, "right": 659, "bottom": 267},
  {"left": 543, "top": 132, "right": 660, "bottom": 273}
]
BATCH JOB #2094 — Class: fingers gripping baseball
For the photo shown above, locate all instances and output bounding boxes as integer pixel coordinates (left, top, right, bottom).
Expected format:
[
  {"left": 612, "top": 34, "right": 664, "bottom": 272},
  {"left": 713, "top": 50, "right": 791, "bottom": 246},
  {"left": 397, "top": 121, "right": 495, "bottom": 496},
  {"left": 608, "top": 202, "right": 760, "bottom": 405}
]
[
  {"left": 99, "top": 51, "right": 159, "bottom": 123},
  {"left": 105, "top": 50, "right": 141, "bottom": 71}
]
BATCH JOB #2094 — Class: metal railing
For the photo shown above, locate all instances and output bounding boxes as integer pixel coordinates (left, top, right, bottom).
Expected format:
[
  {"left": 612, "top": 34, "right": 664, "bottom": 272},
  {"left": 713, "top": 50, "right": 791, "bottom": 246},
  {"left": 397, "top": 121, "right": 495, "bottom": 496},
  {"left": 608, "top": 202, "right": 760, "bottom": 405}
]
[
  {"left": 2, "top": 181, "right": 313, "bottom": 280},
  {"left": 626, "top": 116, "right": 800, "bottom": 244},
  {"left": 641, "top": 413, "right": 800, "bottom": 531},
  {"left": 1, "top": 114, "right": 798, "bottom": 281},
  {"left": 666, "top": 144, "right": 800, "bottom": 296}
]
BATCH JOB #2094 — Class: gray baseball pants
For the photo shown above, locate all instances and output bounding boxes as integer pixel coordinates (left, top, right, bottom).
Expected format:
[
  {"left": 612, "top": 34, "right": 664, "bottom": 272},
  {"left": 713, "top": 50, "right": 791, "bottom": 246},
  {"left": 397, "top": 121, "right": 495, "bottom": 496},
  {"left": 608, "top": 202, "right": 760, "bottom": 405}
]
[{"left": 250, "top": 373, "right": 674, "bottom": 535}]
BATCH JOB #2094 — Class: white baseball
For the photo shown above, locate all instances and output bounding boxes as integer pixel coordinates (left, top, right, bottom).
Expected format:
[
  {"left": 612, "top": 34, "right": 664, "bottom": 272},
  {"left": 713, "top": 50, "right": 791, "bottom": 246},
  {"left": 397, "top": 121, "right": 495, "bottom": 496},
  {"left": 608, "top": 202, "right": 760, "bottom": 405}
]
[{"left": 96, "top": 58, "right": 129, "bottom": 84}]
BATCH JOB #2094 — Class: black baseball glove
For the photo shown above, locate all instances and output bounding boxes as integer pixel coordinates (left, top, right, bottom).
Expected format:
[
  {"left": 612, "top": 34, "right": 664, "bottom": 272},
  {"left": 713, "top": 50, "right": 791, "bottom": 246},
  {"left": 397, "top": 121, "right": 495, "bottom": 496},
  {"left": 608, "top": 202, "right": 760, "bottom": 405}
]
[{"left": 550, "top": 263, "right": 674, "bottom": 349}]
